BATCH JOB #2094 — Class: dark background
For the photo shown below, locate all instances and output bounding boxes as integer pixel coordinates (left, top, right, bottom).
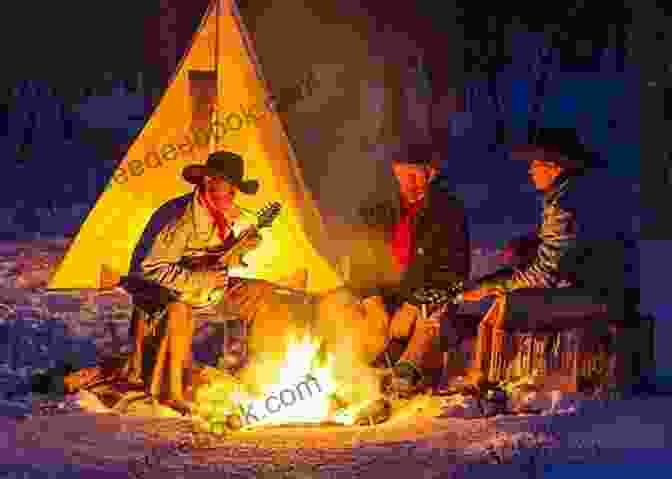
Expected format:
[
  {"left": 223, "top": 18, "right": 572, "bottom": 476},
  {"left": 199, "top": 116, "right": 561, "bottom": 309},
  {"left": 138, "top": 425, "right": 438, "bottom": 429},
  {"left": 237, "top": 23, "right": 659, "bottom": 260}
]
[{"left": 0, "top": 1, "right": 642, "bottom": 218}]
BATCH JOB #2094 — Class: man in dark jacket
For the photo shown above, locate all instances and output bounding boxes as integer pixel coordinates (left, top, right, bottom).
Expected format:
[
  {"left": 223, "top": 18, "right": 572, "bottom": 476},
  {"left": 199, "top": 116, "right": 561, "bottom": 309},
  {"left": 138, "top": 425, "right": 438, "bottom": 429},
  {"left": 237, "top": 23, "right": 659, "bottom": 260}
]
[{"left": 318, "top": 144, "right": 470, "bottom": 397}]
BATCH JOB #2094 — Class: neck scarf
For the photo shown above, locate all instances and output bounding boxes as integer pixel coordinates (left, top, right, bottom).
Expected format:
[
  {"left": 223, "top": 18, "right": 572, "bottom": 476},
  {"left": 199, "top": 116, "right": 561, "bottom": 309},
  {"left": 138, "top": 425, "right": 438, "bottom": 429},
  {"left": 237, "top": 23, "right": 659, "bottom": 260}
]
[
  {"left": 391, "top": 195, "right": 425, "bottom": 273},
  {"left": 197, "top": 187, "right": 240, "bottom": 242}
]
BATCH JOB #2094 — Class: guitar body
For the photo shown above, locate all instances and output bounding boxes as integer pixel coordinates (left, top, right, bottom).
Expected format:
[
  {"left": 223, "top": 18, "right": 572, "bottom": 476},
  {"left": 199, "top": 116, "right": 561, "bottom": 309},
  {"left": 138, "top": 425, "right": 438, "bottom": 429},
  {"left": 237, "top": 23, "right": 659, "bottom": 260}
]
[
  {"left": 100, "top": 202, "right": 282, "bottom": 311},
  {"left": 182, "top": 201, "right": 282, "bottom": 273},
  {"left": 183, "top": 227, "right": 259, "bottom": 272},
  {"left": 184, "top": 243, "right": 241, "bottom": 271}
]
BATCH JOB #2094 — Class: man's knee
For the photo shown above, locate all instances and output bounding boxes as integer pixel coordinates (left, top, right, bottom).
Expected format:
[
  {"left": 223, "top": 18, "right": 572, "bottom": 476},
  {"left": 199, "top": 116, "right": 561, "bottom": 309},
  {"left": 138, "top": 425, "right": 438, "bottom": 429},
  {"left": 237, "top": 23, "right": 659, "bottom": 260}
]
[
  {"left": 388, "top": 302, "right": 419, "bottom": 340},
  {"left": 317, "top": 287, "right": 361, "bottom": 323},
  {"left": 243, "top": 278, "right": 277, "bottom": 303},
  {"left": 167, "top": 301, "right": 191, "bottom": 312},
  {"left": 166, "top": 302, "right": 193, "bottom": 327},
  {"left": 320, "top": 286, "right": 360, "bottom": 307}
]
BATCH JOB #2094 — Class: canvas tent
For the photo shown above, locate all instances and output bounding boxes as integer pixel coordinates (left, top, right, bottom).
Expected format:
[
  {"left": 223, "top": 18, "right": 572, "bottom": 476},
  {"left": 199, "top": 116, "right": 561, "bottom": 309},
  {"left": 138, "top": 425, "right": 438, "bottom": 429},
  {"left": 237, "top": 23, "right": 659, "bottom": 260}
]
[{"left": 48, "top": 0, "right": 441, "bottom": 293}]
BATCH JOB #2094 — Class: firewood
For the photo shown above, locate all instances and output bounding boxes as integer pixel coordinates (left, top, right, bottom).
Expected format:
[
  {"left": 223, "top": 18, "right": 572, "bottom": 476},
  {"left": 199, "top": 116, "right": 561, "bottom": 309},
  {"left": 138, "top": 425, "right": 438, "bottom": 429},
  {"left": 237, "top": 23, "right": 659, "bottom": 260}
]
[{"left": 63, "top": 367, "right": 103, "bottom": 393}]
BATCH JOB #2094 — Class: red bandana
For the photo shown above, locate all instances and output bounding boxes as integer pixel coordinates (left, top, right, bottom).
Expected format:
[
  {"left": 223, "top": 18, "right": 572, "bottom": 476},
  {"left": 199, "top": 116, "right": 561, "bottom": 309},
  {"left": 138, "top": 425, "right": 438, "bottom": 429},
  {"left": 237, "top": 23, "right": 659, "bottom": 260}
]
[
  {"left": 197, "top": 188, "right": 238, "bottom": 242},
  {"left": 391, "top": 196, "right": 424, "bottom": 273}
]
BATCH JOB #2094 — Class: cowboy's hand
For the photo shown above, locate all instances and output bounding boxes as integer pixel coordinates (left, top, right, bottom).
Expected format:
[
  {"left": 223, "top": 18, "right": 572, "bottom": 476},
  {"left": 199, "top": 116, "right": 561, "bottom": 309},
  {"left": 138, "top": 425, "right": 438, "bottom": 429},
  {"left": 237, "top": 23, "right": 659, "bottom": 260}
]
[
  {"left": 209, "top": 269, "right": 229, "bottom": 288},
  {"left": 416, "top": 304, "right": 448, "bottom": 336},
  {"left": 240, "top": 231, "right": 262, "bottom": 251},
  {"left": 462, "top": 287, "right": 505, "bottom": 302}
]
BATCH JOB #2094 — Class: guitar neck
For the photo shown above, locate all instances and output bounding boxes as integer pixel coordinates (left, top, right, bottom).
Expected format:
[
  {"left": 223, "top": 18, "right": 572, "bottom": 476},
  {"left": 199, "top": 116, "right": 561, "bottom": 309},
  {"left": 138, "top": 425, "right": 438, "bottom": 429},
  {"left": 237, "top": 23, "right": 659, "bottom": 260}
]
[
  {"left": 236, "top": 225, "right": 258, "bottom": 239},
  {"left": 226, "top": 226, "right": 257, "bottom": 252},
  {"left": 185, "top": 203, "right": 277, "bottom": 271}
]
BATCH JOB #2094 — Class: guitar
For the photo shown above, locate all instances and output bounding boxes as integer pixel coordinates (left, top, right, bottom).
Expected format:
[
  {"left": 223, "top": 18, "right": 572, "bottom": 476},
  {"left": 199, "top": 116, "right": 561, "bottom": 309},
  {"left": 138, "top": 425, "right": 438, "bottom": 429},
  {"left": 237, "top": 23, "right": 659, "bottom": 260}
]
[
  {"left": 98, "top": 202, "right": 282, "bottom": 307},
  {"left": 181, "top": 201, "right": 282, "bottom": 272}
]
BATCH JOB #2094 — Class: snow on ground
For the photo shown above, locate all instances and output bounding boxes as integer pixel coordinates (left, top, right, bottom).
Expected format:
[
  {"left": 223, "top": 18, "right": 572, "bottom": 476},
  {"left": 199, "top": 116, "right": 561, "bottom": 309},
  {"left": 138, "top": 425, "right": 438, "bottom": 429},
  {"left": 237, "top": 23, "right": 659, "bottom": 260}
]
[
  {"left": 0, "top": 239, "right": 670, "bottom": 477},
  {"left": 2, "top": 395, "right": 670, "bottom": 477}
]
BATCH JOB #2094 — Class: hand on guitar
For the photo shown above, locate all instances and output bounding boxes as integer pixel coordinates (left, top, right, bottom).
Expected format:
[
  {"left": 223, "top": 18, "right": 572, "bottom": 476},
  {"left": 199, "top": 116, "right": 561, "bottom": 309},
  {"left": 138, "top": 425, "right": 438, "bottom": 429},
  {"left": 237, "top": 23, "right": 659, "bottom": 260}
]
[
  {"left": 209, "top": 269, "right": 230, "bottom": 289},
  {"left": 238, "top": 230, "right": 262, "bottom": 252},
  {"left": 461, "top": 287, "right": 505, "bottom": 302},
  {"left": 224, "top": 230, "right": 262, "bottom": 269},
  {"left": 415, "top": 303, "right": 449, "bottom": 336}
]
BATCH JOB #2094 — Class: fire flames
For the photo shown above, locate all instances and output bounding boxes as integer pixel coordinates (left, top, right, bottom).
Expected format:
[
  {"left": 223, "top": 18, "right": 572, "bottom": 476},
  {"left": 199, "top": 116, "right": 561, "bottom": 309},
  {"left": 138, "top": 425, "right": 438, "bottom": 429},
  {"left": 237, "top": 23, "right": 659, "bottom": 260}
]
[{"left": 194, "top": 331, "right": 376, "bottom": 430}]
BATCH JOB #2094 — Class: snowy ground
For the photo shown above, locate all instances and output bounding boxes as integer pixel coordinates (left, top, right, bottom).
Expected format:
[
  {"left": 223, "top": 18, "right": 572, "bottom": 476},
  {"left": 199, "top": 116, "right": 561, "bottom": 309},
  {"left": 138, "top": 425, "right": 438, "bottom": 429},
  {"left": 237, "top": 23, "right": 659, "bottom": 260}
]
[
  {"left": 2, "top": 395, "right": 670, "bottom": 477},
  {"left": 0, "top": 240, "right": 670, "bottom": 477}
]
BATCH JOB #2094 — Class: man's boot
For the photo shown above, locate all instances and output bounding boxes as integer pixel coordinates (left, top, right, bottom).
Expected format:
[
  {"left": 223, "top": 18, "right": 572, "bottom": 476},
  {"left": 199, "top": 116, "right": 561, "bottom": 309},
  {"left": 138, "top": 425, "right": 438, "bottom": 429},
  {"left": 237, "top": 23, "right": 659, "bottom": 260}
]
[
  {"left": 121, "top": 309, "right": 147, "bottom": 385},
  {"left": 382, "top": 303, "right": 438, "bottom": 398},
  {"left": 463, "top": 323, "right": 490, "bottom": 387},
  {"left": 380, "top": 360, "right": 424, "bottom": 399},
  {"left": 151, "top": 302, "right": 195, "bottom": 415},
  {"left": 464, "top": 297, "right": 507, "bottom": 386}
]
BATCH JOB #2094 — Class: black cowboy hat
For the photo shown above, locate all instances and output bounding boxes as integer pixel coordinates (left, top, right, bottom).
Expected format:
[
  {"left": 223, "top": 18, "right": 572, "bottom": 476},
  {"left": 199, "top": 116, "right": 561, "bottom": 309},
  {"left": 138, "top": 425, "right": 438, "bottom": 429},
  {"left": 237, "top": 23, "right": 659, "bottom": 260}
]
[
  {"left": 182, "top": 151, "right": 259, "bottom": 194},
  {"left": 511, "top": 127, "right": 606, "bottom": 171},
  {"left": 394, "top": 143, "right": 441, "bottom": 168}
]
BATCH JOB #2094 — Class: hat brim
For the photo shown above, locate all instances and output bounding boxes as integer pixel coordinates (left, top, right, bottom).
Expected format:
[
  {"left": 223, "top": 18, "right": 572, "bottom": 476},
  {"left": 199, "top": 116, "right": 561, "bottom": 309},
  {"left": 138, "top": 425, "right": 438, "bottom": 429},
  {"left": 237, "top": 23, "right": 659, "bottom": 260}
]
[
  {"left": 182, "top": 165, "right": 259, "bottom": 194},
  {"left": 509, "top": 144, "right": 605, "bottom": 170},
  {"left": 510, "top": 143, "right": 546, "bottom": 158}
]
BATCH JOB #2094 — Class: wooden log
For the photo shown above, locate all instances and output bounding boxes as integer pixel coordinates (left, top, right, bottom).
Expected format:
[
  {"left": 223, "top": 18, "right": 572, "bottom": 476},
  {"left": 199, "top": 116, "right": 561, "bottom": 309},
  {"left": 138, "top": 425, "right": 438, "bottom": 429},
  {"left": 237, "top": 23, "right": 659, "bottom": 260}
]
[{"left": 63, "top": 367, "right": 104, "bottom": 394}]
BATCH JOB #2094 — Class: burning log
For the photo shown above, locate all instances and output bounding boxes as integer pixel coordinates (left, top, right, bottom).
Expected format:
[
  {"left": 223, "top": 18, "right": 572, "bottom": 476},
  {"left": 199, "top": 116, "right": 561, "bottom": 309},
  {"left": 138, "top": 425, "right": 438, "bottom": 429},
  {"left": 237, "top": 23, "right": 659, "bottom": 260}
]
[
  {"left": 225, "top": 413, "right": 243, "bottom": 430},
  {"left": 352, "top": 397, "right": 391, "bottom": 426},
  {"left": 249, "top": 421, "right": 358, "bottom": 429},
  {"left": 249, "top": 397, "right": 392, "bottom": 428}
]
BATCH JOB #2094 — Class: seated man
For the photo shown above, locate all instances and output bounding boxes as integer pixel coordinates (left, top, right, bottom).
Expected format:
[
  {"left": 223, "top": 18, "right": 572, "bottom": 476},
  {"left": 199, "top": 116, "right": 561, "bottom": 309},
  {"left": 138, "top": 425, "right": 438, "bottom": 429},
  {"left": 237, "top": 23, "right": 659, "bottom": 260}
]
[
  {"left": 499, "top": 232, "right": 541, "bottom": 271},
  {"left": 317, "top": 144, "right": 470, "bottom": 398},
  {"left": 122, "top": 150, "right": 294, "bottom": 414},
  {"left": 459, "top": 127, "right": 604, "bottom": 384}
]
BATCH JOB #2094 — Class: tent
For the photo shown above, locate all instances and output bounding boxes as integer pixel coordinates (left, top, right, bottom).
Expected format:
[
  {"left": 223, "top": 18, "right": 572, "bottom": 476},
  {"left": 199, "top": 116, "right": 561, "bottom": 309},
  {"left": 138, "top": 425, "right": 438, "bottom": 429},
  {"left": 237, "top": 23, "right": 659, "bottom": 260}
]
[{"left": 48, "top": 0, "right": 440, "bottom": 293}]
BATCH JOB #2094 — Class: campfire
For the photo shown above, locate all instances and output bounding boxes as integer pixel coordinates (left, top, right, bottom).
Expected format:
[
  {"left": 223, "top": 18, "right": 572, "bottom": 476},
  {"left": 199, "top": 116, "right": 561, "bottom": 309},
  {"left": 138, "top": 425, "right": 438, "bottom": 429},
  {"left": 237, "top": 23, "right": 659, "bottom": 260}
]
[{"left": 192, "top": 330, "right": 382, "bottom": 431}]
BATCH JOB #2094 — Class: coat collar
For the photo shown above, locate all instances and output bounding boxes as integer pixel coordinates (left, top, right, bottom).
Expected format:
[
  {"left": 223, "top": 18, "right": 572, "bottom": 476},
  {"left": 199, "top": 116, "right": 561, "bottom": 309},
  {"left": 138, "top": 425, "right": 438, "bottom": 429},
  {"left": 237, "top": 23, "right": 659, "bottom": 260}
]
[{"left": 544, "top": 173, "right": 571, "bottom": 206}]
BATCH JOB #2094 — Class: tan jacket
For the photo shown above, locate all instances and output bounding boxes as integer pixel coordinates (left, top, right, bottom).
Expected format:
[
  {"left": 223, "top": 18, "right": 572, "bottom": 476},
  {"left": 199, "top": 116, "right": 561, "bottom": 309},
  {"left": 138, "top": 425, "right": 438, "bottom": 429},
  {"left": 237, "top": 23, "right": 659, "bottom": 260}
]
[{"left": 140, "top": 193, "right": 250, "bottom": 306}]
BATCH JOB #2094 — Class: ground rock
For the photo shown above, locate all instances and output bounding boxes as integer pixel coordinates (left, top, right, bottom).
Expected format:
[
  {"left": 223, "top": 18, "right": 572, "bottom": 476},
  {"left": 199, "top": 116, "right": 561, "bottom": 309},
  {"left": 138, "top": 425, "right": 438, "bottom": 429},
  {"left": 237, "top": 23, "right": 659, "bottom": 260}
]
[
  {"left": 481, "top": 399, "right": 508, "bottom": 417},
  {"left": 440, "top": 395, "right": 483, "bottom": 419},
  {"left": 512, "top": 390, "right": 553, "bottom": 413},
  {"left": 549, "top": 390, "right": 589, "bottom": 415},
  {"left": 75, "top": 390, "right": 114, "bottom": 414}
]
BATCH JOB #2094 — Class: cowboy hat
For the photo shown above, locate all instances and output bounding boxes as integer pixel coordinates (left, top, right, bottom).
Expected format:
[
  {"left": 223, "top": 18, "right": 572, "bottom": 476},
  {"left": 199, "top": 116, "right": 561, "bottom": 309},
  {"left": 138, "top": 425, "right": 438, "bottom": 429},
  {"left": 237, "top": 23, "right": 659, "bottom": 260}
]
[
  {"left": 393, "top": 143, "right": 441, "bottom": 169},
  {"left": 182, "top": 151, "right": 259, "bottom": 194},
  {"left": 511, "top": 127, "right": 606, "bottom": 171}
]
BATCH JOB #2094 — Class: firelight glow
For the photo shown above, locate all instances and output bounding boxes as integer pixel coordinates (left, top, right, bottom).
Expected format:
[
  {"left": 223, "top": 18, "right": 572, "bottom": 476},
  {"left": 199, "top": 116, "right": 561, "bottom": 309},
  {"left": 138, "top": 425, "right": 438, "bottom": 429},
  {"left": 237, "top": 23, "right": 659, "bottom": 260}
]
[
  {"left": 238, "top": 333, "right": 348, "bottom": 427},
  {"left": 195, "top": 331, "right": 377, "bottom": 430}
]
